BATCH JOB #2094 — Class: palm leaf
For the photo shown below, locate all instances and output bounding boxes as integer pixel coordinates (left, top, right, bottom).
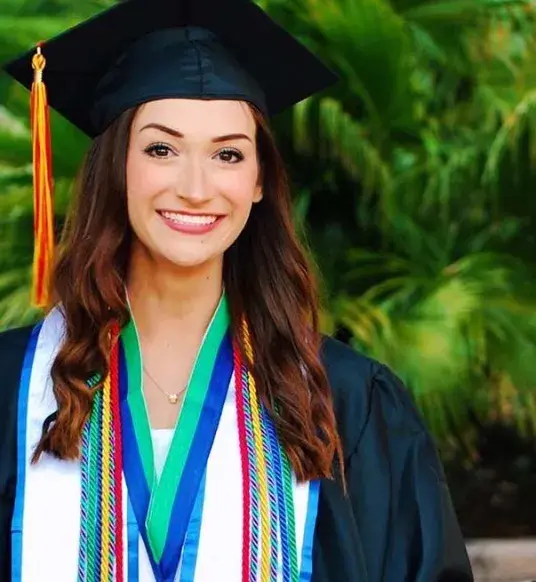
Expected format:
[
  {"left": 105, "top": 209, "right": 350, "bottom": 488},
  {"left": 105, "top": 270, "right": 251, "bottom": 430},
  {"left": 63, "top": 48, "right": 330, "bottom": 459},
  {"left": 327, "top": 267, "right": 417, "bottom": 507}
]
[{"left": 293, "top": 97, "right": 392, "bottom": 196}]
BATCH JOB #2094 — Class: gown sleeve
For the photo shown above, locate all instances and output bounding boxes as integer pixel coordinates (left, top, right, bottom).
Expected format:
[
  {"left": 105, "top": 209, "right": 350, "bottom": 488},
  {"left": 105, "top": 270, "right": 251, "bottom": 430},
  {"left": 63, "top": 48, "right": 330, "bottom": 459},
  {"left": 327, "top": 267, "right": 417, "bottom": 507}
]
[
  {"left": 0, "top": 326, "right": 33, "bottom": 582},
  {"left": 346, "top": 363, "right": 473, "bottom": 582}
]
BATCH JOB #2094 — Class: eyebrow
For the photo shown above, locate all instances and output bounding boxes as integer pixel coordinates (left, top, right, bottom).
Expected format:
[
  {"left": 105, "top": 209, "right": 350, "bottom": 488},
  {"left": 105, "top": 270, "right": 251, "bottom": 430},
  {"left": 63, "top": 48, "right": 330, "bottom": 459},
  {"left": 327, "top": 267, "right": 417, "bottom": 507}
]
[{"left": 140, "top": 123, "right": 253, "bottom": 144}]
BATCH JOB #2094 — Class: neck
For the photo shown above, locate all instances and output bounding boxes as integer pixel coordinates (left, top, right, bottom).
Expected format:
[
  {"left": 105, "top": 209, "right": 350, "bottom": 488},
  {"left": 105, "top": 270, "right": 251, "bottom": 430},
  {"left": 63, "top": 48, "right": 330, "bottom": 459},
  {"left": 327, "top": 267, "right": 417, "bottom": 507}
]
[{"left": 125, "top": 245, "right": 224, "bottom": 342}]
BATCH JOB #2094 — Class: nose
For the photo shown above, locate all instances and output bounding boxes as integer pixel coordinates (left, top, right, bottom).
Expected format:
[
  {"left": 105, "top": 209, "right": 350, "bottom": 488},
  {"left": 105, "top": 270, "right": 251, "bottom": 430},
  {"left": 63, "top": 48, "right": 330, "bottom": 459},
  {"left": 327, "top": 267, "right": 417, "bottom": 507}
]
[{"left": 175, "top": 157, "right": 213, "bottom": 204}]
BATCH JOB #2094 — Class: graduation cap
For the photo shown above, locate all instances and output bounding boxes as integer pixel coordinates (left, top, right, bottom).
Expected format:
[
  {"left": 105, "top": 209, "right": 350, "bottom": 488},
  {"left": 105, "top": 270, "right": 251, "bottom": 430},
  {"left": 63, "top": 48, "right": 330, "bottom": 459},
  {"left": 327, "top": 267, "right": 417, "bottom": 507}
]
[{"left": 2, "top": 0, "right": 337, "bottom": 307}]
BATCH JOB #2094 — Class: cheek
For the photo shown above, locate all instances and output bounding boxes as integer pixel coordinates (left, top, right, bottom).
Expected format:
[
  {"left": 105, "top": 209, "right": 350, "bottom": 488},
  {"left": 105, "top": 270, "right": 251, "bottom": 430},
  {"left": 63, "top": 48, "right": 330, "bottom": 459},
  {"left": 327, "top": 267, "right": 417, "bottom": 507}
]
[
  {"left": 126, "top": 151, "right": 148, "bottom": 204},
  {"left": 222, "top": 167, "right": 260, "bottom": 211},
  {"left": 126, "top": 151, "right": 168, "bottom": 204}
]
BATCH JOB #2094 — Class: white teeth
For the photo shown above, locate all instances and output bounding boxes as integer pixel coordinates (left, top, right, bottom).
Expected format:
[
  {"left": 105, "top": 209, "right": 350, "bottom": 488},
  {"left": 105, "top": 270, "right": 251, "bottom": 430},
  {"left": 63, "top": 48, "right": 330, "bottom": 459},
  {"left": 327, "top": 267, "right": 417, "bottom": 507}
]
[{"left": 161, "top": 211, "right": 218, "bottom": 225}]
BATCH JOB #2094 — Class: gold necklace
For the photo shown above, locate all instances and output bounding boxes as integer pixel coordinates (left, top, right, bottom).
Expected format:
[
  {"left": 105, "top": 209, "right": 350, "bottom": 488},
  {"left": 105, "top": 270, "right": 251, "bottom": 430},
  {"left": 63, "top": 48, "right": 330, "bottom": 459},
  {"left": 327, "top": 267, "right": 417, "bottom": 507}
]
[{"left": 143, "top": 364, "right": 186, "bottom": 405}]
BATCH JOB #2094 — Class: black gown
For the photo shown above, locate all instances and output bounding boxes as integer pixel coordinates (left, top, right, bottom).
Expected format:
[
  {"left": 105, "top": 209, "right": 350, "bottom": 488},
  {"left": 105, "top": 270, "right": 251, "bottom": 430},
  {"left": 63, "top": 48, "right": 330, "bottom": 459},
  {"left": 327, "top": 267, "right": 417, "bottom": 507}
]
[{"left": 0, "top": 325, "right": 473, "bottom": 582}]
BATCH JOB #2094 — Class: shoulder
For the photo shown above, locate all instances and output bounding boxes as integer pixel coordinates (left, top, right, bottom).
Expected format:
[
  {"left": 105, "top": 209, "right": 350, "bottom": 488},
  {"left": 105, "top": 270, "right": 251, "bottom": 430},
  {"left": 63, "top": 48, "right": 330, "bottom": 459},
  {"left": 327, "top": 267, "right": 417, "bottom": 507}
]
[
  {"left": 0, "top": 324, "right": 35, "bottom": 343},
  {"left": 0, "top": 325, "right": 35, "bottom": 402},
  {"left": 320, "top": 335, "right": 426, "bottom": 455},
  {"left": 0, "top": 324, "right": 35, "bottom": 359}
]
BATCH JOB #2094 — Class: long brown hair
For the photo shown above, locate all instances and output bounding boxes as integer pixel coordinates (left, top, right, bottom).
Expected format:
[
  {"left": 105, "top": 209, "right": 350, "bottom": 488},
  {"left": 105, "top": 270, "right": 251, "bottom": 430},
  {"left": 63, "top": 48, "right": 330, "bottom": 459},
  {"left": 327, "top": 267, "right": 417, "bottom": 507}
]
[{"left": 33, "top": 104, "right": 343, "bottom": 482}]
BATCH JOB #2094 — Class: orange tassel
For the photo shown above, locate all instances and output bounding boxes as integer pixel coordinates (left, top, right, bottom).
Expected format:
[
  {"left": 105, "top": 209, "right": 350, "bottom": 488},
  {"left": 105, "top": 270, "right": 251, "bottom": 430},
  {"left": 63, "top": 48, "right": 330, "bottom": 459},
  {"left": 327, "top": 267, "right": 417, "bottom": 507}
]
[{"left": 30, "top": 44, "right": 54, "bottom": 308}]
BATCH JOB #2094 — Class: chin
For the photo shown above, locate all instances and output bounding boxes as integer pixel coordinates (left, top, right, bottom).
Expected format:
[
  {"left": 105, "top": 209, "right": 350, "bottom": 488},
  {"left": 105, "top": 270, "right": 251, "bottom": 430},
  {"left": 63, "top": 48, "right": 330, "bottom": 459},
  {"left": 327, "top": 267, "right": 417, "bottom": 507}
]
[
  {"left": 133, "top": 232, "right": 227, "bottom": 271},
  {"left": 159, "top": 248, "right": 222, "bottom": 270}
]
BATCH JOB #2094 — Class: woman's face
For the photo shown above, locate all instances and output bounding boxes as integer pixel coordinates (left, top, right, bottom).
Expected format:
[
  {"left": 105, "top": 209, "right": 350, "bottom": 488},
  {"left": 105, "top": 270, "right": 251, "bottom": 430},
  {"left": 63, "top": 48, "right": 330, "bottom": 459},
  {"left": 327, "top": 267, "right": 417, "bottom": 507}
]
[{"left": 126, "top": 98, "right": 262, "bottom": 270}]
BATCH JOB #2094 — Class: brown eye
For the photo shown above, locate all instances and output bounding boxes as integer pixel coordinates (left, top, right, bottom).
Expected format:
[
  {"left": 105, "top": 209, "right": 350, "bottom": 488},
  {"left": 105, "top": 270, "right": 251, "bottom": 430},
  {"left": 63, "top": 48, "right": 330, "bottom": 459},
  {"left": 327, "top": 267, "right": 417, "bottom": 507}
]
[
  {"left": 217, "top": 148, "right": 244, "bottom": 163},
  {"left": 145, "top": 143, "right": 173, "bottom": 158}
]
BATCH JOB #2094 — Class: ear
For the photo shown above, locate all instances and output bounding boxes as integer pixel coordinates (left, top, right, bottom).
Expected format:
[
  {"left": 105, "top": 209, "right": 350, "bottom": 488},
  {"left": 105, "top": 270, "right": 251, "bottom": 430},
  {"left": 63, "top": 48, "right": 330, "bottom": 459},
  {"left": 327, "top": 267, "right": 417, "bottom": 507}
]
[{"left": 253, "top": 184, "right": 263, "bottom": 203}]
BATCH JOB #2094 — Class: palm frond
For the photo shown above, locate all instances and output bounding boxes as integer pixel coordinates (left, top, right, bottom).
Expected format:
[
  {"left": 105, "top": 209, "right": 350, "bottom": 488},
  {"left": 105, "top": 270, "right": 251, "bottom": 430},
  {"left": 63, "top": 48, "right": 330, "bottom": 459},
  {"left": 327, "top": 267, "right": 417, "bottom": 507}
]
[
  {"left": 0, "top": 265, "right": 40, "bottom": 330},
  {"left": 483, "top": 89, "right": 536, "bottom": 186},
  {"left": 293, "top": 97, "right": 392, "bottom": 196},
  {"left": 0, "top": 16, "right": 77, "bottom": 61}
]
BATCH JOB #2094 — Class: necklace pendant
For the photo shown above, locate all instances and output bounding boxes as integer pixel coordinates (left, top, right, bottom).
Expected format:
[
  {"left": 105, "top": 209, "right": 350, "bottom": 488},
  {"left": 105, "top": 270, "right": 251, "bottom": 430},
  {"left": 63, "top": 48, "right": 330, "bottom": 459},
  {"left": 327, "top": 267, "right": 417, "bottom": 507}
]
[{"left": 168, "top": 393, "right": 179, "bottom": 405}]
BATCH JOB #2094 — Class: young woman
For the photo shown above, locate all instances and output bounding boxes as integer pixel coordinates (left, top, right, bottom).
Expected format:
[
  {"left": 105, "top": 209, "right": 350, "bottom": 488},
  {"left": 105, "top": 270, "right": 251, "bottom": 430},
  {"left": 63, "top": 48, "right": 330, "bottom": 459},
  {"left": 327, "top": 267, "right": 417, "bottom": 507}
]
[{"left": 0, "top": 0, "right": 474, "bottom": 580}]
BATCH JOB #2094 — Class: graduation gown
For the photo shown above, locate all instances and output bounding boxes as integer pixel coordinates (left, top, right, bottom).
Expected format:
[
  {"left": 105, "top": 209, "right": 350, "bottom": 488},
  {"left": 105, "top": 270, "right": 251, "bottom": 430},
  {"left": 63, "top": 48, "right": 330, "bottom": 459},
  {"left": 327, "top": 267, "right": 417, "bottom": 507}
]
[{"left": 0, "top": 323, "right": 473, "bottom": 582}]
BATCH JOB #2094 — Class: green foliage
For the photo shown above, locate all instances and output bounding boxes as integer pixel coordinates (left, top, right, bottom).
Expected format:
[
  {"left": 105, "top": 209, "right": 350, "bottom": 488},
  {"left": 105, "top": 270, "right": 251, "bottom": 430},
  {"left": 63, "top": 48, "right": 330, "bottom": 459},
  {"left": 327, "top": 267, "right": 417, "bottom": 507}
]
[
  {"left": 1, "top": 0, "right": 536, "bottom": 448},
  {"left": 267, "top": 0, "right": 536, "bottom": 442}
]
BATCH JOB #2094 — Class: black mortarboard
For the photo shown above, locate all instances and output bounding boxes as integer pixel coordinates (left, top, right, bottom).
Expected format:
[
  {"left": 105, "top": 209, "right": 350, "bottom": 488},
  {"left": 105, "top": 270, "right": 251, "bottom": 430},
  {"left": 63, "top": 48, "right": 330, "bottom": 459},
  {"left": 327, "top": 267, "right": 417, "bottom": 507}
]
[
  {"left": 1, "top": 0, "right": 337, "bottom": 309},
  {"left": 3, "top": 0, "right": 337, "bottom": 138}
]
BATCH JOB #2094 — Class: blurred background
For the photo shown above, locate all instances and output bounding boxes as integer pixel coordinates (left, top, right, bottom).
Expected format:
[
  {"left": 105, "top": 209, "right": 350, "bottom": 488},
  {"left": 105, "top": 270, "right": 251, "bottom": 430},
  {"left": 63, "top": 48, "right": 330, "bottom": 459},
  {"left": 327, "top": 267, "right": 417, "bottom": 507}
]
[{"left": 1, "top": 0, "right": 536, "bottom": 579}]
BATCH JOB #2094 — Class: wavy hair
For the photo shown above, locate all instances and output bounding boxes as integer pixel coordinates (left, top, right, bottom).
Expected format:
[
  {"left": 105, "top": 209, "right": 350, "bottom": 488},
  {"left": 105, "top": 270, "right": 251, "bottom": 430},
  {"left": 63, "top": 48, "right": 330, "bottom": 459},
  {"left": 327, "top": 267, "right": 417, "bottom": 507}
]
[{"left": 32, "top": 104, "right": 343, "bottom": 482}]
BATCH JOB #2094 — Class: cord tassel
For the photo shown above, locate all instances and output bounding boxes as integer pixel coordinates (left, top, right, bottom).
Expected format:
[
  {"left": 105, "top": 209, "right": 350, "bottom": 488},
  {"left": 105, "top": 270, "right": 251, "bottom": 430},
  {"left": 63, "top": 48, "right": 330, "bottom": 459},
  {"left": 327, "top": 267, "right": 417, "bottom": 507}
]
[{"left": 30, "top": 44, "right": 54, "bottom": 308}]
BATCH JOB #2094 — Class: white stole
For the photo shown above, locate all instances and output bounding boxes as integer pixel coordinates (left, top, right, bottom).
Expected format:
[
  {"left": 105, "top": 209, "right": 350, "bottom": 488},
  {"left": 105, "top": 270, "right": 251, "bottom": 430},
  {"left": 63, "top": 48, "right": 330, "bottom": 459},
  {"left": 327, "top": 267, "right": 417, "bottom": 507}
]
[{"left": 11, "top": 308, "right": 320, "bottom": 581}]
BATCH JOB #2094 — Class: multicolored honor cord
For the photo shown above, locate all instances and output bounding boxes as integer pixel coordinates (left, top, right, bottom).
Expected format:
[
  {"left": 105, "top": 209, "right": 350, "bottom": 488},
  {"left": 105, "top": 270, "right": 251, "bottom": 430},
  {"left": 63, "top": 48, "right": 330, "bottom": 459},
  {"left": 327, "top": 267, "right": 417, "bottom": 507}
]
[
  {"left": 77, "top": 319, "right": 299, "bottom": 582},
  {"left": 235, "top": 320, "right": 298, "bottom": 582},
  {"left": 78, "top": 323, "right": 123, "bottom": 582}
]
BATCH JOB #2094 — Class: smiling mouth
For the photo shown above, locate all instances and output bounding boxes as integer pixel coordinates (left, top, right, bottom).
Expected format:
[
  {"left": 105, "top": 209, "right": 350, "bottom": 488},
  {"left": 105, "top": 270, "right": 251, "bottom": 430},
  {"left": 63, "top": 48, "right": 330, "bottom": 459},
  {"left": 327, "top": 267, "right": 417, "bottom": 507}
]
[{"left": 158, "top": 210, "right": 220, "bottom": 226}]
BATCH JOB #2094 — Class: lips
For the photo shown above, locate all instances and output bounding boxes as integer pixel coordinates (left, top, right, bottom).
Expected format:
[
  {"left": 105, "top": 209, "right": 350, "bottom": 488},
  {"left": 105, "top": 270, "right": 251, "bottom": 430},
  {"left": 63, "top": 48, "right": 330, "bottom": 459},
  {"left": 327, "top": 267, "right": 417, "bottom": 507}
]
[
  {"left": 158, "top": 210, "right": 219, "bottom": 226},
  {"left": 157, "top": 210, "right": 224, "bottom": 235}
]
